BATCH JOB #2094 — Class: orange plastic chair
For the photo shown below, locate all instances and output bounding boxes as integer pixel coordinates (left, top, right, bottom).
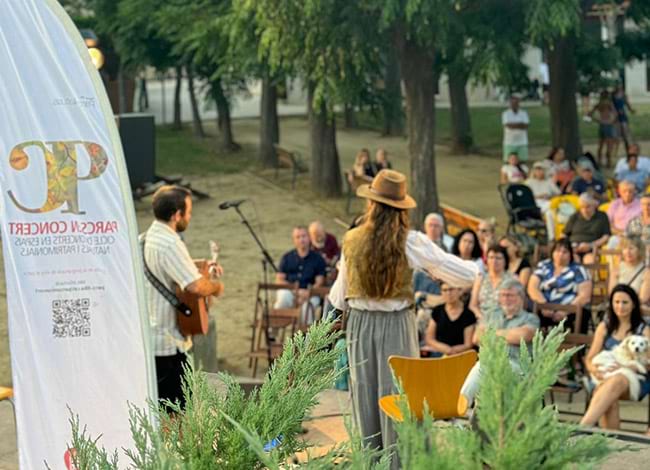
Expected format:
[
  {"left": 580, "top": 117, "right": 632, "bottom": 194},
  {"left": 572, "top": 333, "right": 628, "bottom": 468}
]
[{"left": 378, "top": 350, "right": 478, "bottom": 422}]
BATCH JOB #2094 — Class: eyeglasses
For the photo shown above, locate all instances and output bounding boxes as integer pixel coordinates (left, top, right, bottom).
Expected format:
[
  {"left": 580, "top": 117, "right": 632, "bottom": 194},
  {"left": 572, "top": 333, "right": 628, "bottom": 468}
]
[
  {"left": 478, "top": 228, "right": 491, "bottom": 233},
  {"left": 487, "top": 255, "right": 505, "bottom": 260},
  {"left": 441, "top": 288, "right": 457, "bottom": 293}
]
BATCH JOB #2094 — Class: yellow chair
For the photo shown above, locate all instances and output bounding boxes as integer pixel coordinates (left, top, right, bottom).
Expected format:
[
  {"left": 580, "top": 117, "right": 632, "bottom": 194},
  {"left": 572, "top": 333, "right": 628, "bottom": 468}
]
[
  {"left": 378, "top": 350, "right": 477, "bottom": 422},
  {"left": 0, "top": 386, "right": 14, "bottom": 415},
  {"left": 598, "top": 201, "right": 611, "bottom": 213},
  {"left": 548, "top": 194, "right": 580, "bottom": 240}
]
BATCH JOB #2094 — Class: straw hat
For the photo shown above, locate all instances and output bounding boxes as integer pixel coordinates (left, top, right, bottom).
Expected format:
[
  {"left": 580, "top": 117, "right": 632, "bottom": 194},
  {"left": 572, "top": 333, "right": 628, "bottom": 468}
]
[{"left": 356, "top": 169, "right": 416, "bottom": 210}]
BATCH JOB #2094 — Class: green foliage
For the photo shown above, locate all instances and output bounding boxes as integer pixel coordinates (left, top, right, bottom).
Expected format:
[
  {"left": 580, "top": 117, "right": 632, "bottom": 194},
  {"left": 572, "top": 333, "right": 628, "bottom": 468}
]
[
  {"left": 67, "top": 319, "right": 342, "bottom": 469},
  {"left": 245, "top": 0, "right": 383, "bottom": 113},
  {"left": 476, "top": 326, "right": 612, "bottom": 468},
  {"left": 526, "top": 0, "right": 582, "bottom": 45}
]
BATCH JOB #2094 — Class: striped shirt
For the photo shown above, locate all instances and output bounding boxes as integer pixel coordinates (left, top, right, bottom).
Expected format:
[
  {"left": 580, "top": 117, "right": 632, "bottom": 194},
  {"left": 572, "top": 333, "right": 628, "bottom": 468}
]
[
  {"left": 141, "top": 220, "right": 202, "bottom": 356},
  {"left": 329, "top": 230, "right": 479, "bottom": 312},
  {"left": 533, "top": 259, "right": 589, "bottom": 305}
]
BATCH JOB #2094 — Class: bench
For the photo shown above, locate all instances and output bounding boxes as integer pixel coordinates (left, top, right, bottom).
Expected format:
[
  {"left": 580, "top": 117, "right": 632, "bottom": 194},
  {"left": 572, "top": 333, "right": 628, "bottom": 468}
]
[
  {"left": 274, "top": 145, "right": 306, "bottom": 190},
  {"left": 440, "top": 203, "right": 482, "bottom": 236},
  {"left": 344, "top": 170, "right": 372, "bottom": 214}
]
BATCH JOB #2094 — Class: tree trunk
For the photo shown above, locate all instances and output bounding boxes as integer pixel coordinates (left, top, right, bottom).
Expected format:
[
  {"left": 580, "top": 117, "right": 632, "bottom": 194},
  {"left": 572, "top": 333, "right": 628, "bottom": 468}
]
[
  {"left": 383, "top": 43, "right": 404, "bottom": 136},
  {"left": 308, "top": 85, "right": 342, "bottom": 197},
  {"left": 259, "top": 73, "right": 279, "bottom": 167},
  {"left": 172, "top": 66, "right": 183, "bottom": 130},
  {"left": 212, "top": 79, "right": 240, "bottom": 151},
  {"left": 344, "top": 104, "right": 357, "bottom": 129},
  {"left": 448, "top": 65, "right": 473, "bottom": 154},
  {"left": 187, "top": 68, "right": 205, "bottom": 138},
  {"left": 548, "top": 35, "right": 582, "bottom": 160},
  {"left": 395, "top": 31, "right": 438, "bottom": 227}
]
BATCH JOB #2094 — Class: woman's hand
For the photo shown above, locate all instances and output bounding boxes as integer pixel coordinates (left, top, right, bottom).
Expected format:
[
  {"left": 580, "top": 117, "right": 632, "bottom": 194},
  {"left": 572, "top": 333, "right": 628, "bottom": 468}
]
[{"left": 551, "top": 310, "right": 568, "bottom": 323}]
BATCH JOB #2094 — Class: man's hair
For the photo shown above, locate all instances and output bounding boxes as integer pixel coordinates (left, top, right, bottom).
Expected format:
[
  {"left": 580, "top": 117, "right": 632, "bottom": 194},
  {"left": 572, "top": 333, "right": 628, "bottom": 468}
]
[
  {"left": 293, "top": 225, "right": 308, "bottom": 234},
  {"left": 152, "top": 185, "right": 191, "bottom": 222},
  {"left": 578, "top": 192, "right": 597, "bottom": 206},
  {"left": 499, "top": 278, "right": 525, "bottom": 299},
  {"left": 618, "top": 180, "right": 636, "bottom": 192},
  {"left": 424, "top": 213, "right": 444, "bottom": 226}
]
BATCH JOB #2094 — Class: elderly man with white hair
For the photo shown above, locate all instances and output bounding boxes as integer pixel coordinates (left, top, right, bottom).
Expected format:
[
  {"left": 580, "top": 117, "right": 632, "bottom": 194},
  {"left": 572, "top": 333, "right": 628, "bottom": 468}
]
[
  {"left": 423, "top": 212, "right": 454, "bottom": 252},
  {"left": 563, "top": 192, "right": 611, "bottom": 263},
  {"left": 608, "top": 180, "right": 641, "bottom": 236},
  {"left": 459, "top": 278, "right": 540, "bottom": 410}
]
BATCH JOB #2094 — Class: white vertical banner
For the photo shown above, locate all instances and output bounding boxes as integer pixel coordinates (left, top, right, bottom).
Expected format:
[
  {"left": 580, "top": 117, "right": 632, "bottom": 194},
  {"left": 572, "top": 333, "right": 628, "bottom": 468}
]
[{"left": 0, "top": 1, "right": 156, "bottom": 468}]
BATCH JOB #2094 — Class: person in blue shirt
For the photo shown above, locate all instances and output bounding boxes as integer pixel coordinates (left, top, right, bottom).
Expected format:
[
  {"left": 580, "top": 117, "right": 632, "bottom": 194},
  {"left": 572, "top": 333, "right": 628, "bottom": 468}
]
[
  {"left": 615, "top": 153, "right": 649, "bottom": 194},
  {"left": 570, "top": 161, "right": 607, "bottom": 202},
  {"left": 275, "top": 226, "right": 327, "bottom": 324}
]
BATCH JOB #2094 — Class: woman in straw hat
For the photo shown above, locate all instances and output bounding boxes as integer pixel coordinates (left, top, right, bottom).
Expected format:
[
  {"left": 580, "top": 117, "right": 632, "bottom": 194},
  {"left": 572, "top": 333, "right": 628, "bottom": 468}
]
[{"left": 328, "top": 169, "right": 479, "bottom": 455}]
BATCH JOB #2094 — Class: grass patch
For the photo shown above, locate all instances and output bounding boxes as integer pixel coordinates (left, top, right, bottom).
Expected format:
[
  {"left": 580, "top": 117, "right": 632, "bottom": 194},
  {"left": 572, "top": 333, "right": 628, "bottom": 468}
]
[
  {"left": 155, "top": 126, "right": 256, "bottom": 176},
  {"left": 354, "top": 103, "right": 650, "bottom": 155}
]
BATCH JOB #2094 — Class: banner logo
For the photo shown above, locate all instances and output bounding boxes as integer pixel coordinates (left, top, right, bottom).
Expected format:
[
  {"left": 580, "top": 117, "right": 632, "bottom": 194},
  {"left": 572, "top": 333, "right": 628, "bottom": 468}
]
[{"left": 7, "top": 141, "right": 109, "bottom": 214}]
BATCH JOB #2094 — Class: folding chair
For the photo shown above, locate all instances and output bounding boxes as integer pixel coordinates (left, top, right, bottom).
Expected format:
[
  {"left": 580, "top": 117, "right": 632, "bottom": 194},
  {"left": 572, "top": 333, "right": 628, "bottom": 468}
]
[
  {"left": 379, "top": 351, "right": 478, "bottom": 421},
  {"left": 249, "top": 283, "right": 301, "bottom": 377}
]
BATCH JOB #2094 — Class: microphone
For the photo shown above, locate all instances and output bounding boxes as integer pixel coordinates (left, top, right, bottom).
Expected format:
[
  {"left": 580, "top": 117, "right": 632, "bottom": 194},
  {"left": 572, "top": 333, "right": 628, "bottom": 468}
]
[{"left": 219, "top": 198, "right": 247, "bottom": 210}]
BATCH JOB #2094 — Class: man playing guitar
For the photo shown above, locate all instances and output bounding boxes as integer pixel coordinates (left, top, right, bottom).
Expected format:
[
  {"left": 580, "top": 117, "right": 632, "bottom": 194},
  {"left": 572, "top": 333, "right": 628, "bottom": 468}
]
[{"left": 142, "top": 185, "right": 223, "bottom": 411}]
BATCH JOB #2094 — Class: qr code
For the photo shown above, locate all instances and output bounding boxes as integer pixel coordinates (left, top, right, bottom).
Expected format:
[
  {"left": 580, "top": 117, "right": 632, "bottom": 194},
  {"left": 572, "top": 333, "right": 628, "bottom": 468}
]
[{"left": 52, "top": 298, "right": 91, "bottom": 338}]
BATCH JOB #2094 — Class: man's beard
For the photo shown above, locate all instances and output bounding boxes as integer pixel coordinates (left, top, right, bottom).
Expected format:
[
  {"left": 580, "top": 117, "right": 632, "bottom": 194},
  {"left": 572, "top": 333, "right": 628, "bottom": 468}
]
[{"left": 176, "top": 219, "right": 188, "bottom": 232}]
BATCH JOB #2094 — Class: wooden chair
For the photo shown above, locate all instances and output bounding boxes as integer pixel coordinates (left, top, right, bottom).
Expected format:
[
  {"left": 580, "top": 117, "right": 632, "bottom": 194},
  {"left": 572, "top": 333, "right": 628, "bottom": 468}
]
[
  {"left": 273, "top": 145, "right": 306, "bottom": 190},
  {"left": 532, "top": 242, "right": 550, "bottom": 266},
  {"left": 249, "top": 283, "right": 301, "bottom": 377},
  {"left": 533, "top": 302, "right": 584, "bottom": 334},
  {"left": 379, "top": 351, "right": 478, "bottom": 422},
  {"left": 344, "top": 171, "right": 370, "bottom": 214},
  {"left": 0, "top": 386, "right": 15, "bottom": 429},
  {"left": 584, "top": 262, "right": 610, "bottom": 332}
]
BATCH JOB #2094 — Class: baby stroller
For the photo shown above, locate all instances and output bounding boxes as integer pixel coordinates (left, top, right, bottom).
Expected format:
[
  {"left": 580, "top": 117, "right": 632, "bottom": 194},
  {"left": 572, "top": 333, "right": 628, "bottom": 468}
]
[{"left": 499, "top": 184, "right": 548, "bottom": 249}]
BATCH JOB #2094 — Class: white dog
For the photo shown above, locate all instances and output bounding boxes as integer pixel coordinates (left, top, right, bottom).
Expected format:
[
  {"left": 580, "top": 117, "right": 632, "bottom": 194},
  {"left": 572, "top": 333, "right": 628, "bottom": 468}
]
[{"left": 591, "top": 335, "right": 650, "bottom": 400}]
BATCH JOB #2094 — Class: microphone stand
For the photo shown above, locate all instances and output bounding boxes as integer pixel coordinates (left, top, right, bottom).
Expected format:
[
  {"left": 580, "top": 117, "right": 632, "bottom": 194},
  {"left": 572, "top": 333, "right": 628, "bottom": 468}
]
[{"left": 232, "top": 205, "right": 277, "bottom": 367}]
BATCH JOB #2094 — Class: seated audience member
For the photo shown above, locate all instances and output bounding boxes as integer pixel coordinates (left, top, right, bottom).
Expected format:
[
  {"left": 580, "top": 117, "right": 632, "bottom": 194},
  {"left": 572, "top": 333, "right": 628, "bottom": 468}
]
[
  {"left": 413, "top": 269, "right": 442, "bottom": 338},
  {"left": 570, "top": 161, "right": 607, "bottom": 202},
  {"left": 374, "top": 148, "right": 392, "bottom": 171},
  {"left": 614, "top": 143, "right": 650, "bottom": 175},
  {"left": 352, "top": 148, "right": 375, "bottom": 181},
  {"left": 308, "top": 220, "right": 340, "bottom": 283},
  {"left": 275, "top": 226, "right": 327, "bottom": 323},
  {"left": 477, "top": 219, "right": 497, "bottom": 261},
  {"left": 562, "top": 193, "right": 610, "bottom": 263},
  {"left": 626, "top": 193, "right": 650, "bottom": 240},
  {"left": 500, "top": 152, "right": 528, "bottom": 184},
  {"left": 470, "top": 244, "right": 515, "bottom": 320},
  {"left": 424, "top": 212, "right": 454, "bottom": 252},
  {"left": 499, "top": 235, "right": 532, "bottom": 288},
  {"left": 460, "top": 279, "right": 540, "bottom": 408},
  {"left": 547, "top": 147, "right": 575, "bottom": 193},
  {"left": 527, "top": 238, "right": 592, "bottom": 331},
  {"left": 526, "top": 162, "right": 560, "bottom": 239},
  {"left": 580, "top": 285, "right": 650, "bottom": 430},
  {"left": 422, "top": 282, "right": 476, "bottom": 357},
  {"left": 452, "top": 228, "right": 485, "bottom": 274},
  {"left": 615, "top": 152, "right": 649, "bottom": 194},
  {"left": 607, "top": 180, "right": 641, "bottom": 236},
  {"left": 608, "top": 237, "right": 650, "bottom": 303}
]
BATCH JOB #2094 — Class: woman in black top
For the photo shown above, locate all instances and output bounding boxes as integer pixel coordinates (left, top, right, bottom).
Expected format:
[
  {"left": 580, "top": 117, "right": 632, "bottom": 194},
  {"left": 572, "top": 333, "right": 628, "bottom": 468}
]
[{"left": 423, "top": 281, "right": 477, "bottom": 357}]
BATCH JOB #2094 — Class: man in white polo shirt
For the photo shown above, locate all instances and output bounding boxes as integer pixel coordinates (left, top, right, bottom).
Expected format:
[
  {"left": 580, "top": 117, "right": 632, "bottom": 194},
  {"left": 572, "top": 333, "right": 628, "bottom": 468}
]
[{"left": 502, "top": 95, "right": 530, "bottom": 162}]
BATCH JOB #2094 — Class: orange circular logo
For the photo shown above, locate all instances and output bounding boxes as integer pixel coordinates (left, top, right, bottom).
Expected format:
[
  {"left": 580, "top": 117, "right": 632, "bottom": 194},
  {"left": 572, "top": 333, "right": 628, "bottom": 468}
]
[{"left": 9, "top": 148, "right": 29, "bottom": 170}]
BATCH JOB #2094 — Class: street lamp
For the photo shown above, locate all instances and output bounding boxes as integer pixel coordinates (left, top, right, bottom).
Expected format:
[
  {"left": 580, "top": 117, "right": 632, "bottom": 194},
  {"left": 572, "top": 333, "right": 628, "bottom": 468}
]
[{"left": 80, "top": 28, "right": 104, "bottom": 70}]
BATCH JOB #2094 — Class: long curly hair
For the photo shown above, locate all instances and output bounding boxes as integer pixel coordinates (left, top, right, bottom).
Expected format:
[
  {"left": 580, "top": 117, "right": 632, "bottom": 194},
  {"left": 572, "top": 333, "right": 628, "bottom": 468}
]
[{"left": 357, "top": 201, "right": 410, "bottom": 298}]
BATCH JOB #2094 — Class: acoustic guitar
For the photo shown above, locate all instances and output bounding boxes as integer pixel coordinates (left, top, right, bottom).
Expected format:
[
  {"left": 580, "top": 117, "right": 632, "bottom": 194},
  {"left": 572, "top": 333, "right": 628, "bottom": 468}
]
[{"left": 175, "top": 241, "right": 221, "bottom": 336}]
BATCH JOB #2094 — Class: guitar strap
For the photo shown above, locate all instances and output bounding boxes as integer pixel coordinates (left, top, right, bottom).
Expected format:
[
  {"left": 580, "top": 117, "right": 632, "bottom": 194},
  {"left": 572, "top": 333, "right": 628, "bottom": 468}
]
[{"left": 139, "top": 236, "right": 192, "bottom": 317}]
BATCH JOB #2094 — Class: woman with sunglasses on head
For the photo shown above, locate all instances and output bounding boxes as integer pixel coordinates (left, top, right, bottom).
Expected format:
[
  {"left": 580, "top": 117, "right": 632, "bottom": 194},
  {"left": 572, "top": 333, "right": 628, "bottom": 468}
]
[
  {"left": 499, "top": 235, "right": 532, "bottom": 288},
  {"left": 423, "top": 281, "right": 476, "bottom": 358}
]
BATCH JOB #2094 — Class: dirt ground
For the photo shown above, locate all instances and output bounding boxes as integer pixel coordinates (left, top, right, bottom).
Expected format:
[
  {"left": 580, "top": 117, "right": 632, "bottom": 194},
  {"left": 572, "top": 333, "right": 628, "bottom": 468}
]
[{"left": 0, "top": 117, "right": 610, "bottom": 385}]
